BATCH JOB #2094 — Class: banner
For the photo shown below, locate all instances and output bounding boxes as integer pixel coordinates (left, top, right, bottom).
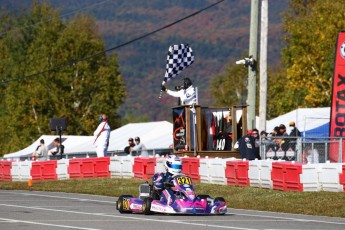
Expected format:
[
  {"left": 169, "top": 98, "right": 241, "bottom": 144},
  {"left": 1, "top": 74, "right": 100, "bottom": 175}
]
[
  {"left": 173, "top": 107, "right": 187, "bottom": 150},
  {"left": 330, "top": 31, "right": 345, "bottom": 162}
]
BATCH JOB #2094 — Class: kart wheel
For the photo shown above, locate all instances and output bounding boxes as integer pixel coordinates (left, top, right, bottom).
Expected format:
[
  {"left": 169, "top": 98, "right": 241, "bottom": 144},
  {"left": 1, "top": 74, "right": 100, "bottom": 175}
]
[
  {"left": 142, "top": 197, "right": 153, "bottom": 215},
  {"left": 214, "top": 197, "right": 225, "bottom": 203},
  {"left": 117, "top": 195, "right": 133, "bottom": 213},
  {"left": 151, "top": 190, "right": 160, "bottom": 200}
]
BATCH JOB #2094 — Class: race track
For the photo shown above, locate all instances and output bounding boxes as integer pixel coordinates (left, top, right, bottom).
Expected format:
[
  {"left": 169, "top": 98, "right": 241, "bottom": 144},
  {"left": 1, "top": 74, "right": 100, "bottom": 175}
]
[{"left": 0, "top": 190, "right": 344, "bottom": 230}]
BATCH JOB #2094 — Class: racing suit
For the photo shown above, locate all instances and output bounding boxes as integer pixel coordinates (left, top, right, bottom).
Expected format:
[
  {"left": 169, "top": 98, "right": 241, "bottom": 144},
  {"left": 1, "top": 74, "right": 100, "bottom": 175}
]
[{"left": 152, "top": 172, "right": 178, "bottom": 205}]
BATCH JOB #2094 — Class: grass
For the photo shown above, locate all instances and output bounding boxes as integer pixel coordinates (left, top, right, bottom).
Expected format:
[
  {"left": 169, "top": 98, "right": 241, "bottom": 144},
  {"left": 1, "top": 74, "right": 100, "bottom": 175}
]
[{"left": 1, "top": 178, "right": 345, "bottom": 218}]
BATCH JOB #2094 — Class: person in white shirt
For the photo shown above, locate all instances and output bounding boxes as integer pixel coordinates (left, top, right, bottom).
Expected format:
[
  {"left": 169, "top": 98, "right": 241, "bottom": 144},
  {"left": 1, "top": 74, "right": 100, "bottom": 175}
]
[
  {"left": 130, "top": 136, "right": 149, "bottom": 157},
  {"left": 32, "top": 139, "right": 48, "bottom": 161},
  {"left": 161, "top": 77, "right": 196, "bottom": 105},
  {"left": 93, "top": 113, "right": 110, "bottom": 157}
]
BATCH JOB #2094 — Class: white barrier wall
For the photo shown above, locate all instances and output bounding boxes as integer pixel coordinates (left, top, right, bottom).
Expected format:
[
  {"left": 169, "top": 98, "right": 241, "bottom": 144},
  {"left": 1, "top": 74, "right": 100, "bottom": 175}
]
[
  {"left": 109, "top": 156, "right": 134, "bottom": 179},
  {"left": 248, "top": 159, "right": 261, "bottom": 188},
  {"left": 300, "top": 164, "right": 321, "bottom": 192},
  {"left": 199, "top": 158, "right": 210, "bottom": 183},
  {"left": 208, "top": 158, "right": 227, "bottom": 185},
  {"left": 154, "top": 157, "right": 166, "bottom": 173},
  {"left": 260, "top": 160, "right": 273, "bottom": 189},
  {"left": 11, "top": 161, "right": 22, "bottom": 181},
  {"left": 57, "top": 159, "right": 70, "bottom": 180},
  {"left": 318, "top": 162, "right": 343, "bottom": 192},
  {"left": 20, "top": 161, "right": 32, "bottom": 181}
]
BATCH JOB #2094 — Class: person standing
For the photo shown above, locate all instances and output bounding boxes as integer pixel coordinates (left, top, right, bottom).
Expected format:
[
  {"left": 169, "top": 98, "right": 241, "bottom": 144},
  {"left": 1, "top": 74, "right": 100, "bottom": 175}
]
[
  {"left": 235, "top": 131, "right": 260, "bottom": 160},
  {"left": 288, "top": 121, "right": 301, "bottom": 151},
  {"left": 161, "top": 77, "right": 197, "bottom": 105},
  {"left": 32, "top": 139, "right": 48, "bottom": 161},
  {"left": 48, "top": 138, "right": 64, "bottom": 160},
  {"left": 124, "top": 137, "right": 135, "bottom": 154},
  {"left": 130, "top": 136, "right": 149, "bottom": 157},
  {"left": 93, "top": 113, "right": 110, "bottom": 157}
]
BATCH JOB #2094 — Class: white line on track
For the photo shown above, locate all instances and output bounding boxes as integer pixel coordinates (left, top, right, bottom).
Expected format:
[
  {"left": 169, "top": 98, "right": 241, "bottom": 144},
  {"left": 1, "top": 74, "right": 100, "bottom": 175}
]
[{"left": 0, "top": 217, "right": 101, "bottom": 230}]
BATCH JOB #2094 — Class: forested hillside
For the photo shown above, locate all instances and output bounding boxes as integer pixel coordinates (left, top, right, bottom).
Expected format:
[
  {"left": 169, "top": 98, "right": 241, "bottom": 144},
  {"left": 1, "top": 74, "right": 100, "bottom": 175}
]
[{"left": 0, "top": 0, "right": 288, "bottom": 122}]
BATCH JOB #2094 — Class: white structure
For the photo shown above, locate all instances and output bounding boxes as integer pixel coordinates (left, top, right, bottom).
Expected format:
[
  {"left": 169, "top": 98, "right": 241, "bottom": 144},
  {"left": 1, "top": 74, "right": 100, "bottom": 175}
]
[{"left": 4, "top": 121, "right": 173, "bottom": 160}]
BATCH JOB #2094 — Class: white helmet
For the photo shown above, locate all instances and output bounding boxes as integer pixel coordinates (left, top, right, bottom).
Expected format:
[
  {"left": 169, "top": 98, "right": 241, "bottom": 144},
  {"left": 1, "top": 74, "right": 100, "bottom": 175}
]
[{"left": 164, "top": 155, "right": 182, "bottom": 175}]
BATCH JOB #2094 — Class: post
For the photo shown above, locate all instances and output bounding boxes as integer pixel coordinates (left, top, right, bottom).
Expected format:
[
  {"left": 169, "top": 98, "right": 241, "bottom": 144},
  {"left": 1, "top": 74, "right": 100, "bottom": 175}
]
[
  {"left": 259, "top": 0, "right": 268, "bottom": 132},
  {"left": 247, "top": 0, "right": 259, "bottom": 130}
]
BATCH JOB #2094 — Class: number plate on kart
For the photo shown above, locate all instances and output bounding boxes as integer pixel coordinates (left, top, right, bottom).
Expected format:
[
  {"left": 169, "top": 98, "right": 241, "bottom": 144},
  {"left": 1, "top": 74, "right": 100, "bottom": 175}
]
[
  {"left": 176, "top": 177, "right": 192, "bottom": 185},
  {"left": 123, "top": 198, "right": 130, "bottom": 210}
]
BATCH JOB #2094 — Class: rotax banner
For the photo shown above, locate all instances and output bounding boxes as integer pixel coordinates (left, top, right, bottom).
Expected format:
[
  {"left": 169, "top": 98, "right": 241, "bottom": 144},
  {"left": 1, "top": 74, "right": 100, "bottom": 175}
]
[{"left": 330, "top": 31, "right": 345, "bottom": 162}]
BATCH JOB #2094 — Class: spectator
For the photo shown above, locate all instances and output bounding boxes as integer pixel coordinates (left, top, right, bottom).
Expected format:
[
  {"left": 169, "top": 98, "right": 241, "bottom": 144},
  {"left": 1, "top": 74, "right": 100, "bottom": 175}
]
[
  {"left": 130, "top": 136, "right": 149, "bottom": 157},
  {"left": 48, "top": 138, "right": 64, "bottom": 160},
  {"left": 31, "top": 139, "right": 48, "bottom": 161},
  {"left": 251, "top": 128, "right": 260, "bottom": 154},
  {"left": 288, "top": 121, "right": 301, "bottom": 151},
  {"left": 93, "top": 113, "right": 110, "bottom": 157},
  {"left": 289, "top": 121, "right": 301, "bottom": 137},
  {"left": 278, "top": 124, "right": 290, "bottom": 151},
  {"left": 161, "top": 77, "right": 197, "bottom": 105},
  {"left": 124, "top": 137, "right": 135, "bottom": 154},
  {"left": 234, "top": 131, "right": 260, "bottom": 160}
]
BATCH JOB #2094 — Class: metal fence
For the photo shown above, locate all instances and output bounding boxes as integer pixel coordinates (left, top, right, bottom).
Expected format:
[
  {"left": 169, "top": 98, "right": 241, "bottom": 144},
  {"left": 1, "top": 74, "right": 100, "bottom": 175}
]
[{"left": 260, "top": 136, "right": 343, "bottom": 163}]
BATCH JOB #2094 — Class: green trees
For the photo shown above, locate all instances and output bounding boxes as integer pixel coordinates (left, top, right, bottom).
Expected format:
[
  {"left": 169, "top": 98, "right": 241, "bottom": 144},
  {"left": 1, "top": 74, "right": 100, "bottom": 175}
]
[
  {"left": 0, "top": 2, "right": 125, "bottom": 156},
  {"left": 211, "top": 0, "right": 345, "bottom": 121}
]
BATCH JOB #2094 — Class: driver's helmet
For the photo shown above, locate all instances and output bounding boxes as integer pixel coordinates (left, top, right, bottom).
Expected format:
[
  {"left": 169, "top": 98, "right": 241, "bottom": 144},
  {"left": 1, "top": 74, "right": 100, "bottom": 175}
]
[
  {"left": 164, "top": 155, "right": 182, "bottom": 175},
  {"left": 183, "top": 78, "right": 192, "bottom": 89}
]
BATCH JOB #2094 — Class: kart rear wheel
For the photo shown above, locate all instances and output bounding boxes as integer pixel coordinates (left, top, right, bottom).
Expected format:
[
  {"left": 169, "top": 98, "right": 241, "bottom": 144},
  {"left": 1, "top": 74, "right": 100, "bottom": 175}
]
[
  {"left": 142, "top": 197, "right": 153, "bottom": 215},
  {"left": 214, "top": 197, "right": 225, "bottom": 203},
  {"left": 117, "top": 195, "right": 133, "bottom": 213}
]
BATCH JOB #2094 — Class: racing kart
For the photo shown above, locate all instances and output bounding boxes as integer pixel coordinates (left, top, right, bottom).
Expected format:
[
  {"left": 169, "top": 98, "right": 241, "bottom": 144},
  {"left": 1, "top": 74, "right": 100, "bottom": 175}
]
[{"left": 116, "top": 175, "right": 227, "bottom": 215}]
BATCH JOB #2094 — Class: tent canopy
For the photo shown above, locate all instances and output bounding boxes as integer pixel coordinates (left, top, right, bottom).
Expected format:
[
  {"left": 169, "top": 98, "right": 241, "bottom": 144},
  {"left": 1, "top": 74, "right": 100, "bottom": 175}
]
[
  {"left": 266, "top": 107, "right": 330, "bottom": 136},
  {"left": 4, "top": 121, "right": 173, "bottom": 159}
]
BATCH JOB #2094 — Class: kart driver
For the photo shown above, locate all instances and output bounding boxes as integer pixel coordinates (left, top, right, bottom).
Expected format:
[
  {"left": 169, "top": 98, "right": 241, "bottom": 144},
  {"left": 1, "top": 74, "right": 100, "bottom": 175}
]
[{"left": 152, "top": 155, "right": 183, "bottom": 200}]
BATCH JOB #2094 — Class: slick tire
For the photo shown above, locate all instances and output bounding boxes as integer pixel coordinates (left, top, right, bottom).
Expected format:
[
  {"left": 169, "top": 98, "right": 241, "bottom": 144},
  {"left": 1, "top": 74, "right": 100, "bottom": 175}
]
[
  {"left": 117, "top": 195, "right": 133, "bottom": 214},
  {"left": 142, "top": 197, "right": 154, "bottom": 215},
  {"left": 214, "top": 197, "right": 225, "bottom": 203}
]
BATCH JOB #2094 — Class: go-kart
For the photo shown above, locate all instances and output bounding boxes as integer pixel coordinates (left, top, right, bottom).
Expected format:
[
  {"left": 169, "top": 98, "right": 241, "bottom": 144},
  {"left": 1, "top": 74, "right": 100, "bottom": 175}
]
[{"left": 116, "top": 175, "right": 227, "bottom": 215}]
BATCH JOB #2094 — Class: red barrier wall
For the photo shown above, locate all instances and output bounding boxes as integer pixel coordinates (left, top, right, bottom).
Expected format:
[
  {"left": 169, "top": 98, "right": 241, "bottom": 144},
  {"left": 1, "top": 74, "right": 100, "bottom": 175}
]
[
  {"left": 1, "top": 161, "right": 12, "bottom": 182},
  {"left": 133, "top": 158, "right": 156, "bottom": 180},
  {"left": 94, "top": 157, "right": 110, "bottom": 178},
  {"left": 68, "top": 159, "right": 83, "bottom": 178},
  {"left": 181, "top": 158, "right": 200, "bottom": 182},
  {"left": 272, "top": 162, "right": 303, "bottom": 192},
  {"left": 225, "top": 160, "right": 249, "bottom": 186},
  {"left": 31, "top": 161, "right": 58, "bottom": 180}
]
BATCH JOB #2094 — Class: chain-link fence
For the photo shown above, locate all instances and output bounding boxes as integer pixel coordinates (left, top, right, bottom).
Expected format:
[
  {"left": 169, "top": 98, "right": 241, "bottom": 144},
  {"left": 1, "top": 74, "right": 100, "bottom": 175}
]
[{"left": 260, "top": 136, "right": 343, "bottom": 163}]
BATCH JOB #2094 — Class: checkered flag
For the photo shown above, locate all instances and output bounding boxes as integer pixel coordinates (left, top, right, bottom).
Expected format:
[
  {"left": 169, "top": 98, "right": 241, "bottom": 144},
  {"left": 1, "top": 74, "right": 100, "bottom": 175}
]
[{"left": 159, "top": 44, "right": 195, "bottom": 97}]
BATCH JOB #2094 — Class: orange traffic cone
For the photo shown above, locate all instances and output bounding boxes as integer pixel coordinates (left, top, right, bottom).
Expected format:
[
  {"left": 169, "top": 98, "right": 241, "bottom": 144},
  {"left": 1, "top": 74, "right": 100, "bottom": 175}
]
[{"left": 28, "top": 179, "right": 33, "bottom": 187}]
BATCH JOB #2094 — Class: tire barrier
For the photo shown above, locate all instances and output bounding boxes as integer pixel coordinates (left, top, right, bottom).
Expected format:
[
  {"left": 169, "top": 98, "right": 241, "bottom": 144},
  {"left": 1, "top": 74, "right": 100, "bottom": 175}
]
[
  {"left": 2, "top": 157, "right": 345, "bottom": 193},
  {"left": 133, "top": 157, "right": 156, "bottom": 180}
]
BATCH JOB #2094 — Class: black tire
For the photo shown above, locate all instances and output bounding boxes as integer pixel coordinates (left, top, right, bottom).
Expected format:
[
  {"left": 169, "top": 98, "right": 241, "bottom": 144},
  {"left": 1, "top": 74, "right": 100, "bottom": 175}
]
[
  {"left": 142, "top": 197, "right": 153, "bottom": 215},
  {"left": 116, "top": 195, "right": 133, "bottom": 213},
  {"left": 151, "top": 190, "right": 160, "bottom": 200},
  {"left": 214, "top": 197, "right": 225, "bottom": 203}
]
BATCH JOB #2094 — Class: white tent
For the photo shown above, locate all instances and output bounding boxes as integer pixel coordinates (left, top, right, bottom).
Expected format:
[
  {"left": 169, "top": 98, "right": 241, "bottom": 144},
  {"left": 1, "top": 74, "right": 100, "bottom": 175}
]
[
  {"left": 4, "top": 121, "right": 173, "bottom": 159},
  {"left": 266, "top": 107, "right": 330, "bottom": 136},
  {"left": 67, "top": 121, "right": 173, "bottom": 153},
  {"left": 4, "top": 135, "right": 91, "bottom": 160}
]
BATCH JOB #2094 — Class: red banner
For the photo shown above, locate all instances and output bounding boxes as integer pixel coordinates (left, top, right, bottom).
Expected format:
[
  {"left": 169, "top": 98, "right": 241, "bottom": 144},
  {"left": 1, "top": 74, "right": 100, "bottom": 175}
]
[{"left": 330, "top": 31, "right": 345, "bottom": 162}]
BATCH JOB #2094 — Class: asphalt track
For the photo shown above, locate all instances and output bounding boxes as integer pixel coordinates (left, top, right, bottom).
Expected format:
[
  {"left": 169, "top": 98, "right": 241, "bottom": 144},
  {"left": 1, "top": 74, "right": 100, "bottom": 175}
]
[{"left": 0, "top": 190, "right": 344, "bottom": 230}]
